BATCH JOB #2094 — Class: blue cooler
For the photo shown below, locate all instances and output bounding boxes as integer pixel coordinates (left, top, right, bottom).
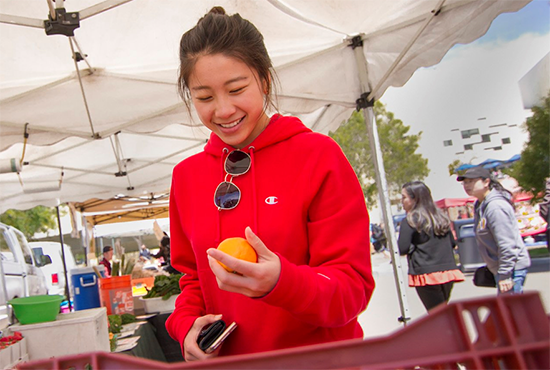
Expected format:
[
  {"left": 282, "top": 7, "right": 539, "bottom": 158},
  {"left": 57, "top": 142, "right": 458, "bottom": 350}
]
[{"left": 70, "top": 266, "right": 105, "bottom": 311}]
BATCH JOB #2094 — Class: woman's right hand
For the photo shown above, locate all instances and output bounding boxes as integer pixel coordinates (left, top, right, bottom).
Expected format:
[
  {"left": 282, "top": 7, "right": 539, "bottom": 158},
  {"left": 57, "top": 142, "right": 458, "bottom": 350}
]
[{"left": 183, "top": 314, "right": 223, "bottom": 361}]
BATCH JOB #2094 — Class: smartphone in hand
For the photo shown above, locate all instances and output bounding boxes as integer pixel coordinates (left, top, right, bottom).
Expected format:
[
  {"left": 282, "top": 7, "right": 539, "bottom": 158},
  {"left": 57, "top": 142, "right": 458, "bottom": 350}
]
[
  {"left": 205, "top": 322, "right": 237, "bottom": 353},
  {"left": 197, "top": 320, "right": 237, "bottom": 354}
]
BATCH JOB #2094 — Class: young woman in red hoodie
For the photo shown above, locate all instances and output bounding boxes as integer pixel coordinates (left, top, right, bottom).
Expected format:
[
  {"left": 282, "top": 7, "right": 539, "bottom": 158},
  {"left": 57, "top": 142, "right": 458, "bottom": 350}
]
[{"left": 166, "top": 6, "right": 374, "bottom": 361}]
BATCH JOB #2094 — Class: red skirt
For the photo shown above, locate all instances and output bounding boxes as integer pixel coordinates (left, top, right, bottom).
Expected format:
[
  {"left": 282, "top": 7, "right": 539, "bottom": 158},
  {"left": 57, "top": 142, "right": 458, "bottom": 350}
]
[{"left": 409, "top": 269, "right": 465, "bottom": 287}]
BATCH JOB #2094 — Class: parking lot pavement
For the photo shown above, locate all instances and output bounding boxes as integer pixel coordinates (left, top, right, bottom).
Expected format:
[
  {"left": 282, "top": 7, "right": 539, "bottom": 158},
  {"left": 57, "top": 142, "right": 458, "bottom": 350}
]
[{"left": 358, "top": 252, "right": 550, "bottom": 340}]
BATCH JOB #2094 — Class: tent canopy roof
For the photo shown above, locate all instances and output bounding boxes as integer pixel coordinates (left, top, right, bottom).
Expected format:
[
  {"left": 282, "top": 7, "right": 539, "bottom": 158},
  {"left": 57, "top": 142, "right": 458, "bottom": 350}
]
[{"left": 0, "top": 0, "right": 530, "bottom": 213}]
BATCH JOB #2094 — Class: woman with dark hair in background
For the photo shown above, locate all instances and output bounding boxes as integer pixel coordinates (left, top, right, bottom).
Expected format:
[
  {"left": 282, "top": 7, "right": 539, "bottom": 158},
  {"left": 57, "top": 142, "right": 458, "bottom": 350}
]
[
  {"left": 398, "top": 181, "right": 464, "bottom": 311},
  {"left": 458, "top": 167, "right": 531, "bottom": 294}
]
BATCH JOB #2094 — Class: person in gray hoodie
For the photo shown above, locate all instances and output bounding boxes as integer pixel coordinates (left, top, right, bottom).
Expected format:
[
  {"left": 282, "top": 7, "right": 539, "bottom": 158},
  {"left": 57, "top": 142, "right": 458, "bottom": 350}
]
[{"left": 458, "top": 167, "right": 530, "bottom": 294}]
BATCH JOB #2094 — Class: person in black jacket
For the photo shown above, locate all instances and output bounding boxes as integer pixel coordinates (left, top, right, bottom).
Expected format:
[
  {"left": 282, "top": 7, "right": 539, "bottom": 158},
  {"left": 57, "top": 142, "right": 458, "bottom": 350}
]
[{"left": 398, "top": 181, "right": 464, "bottom": 311}]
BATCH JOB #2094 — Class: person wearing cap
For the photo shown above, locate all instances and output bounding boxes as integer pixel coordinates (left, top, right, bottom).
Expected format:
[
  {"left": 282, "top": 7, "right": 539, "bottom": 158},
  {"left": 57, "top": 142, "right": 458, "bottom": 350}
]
[
  {"left": 99, "top": 246, "right": 114, "bottom": 277},
  {"left": 458, "top": 167, "right": 530, "bottom": 294}
]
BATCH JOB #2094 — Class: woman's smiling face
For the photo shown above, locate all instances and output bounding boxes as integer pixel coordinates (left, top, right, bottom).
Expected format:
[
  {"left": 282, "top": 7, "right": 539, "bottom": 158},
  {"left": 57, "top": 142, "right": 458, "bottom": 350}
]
[{"left": 189, "top": 53, "right": 270, "bottom": 149}]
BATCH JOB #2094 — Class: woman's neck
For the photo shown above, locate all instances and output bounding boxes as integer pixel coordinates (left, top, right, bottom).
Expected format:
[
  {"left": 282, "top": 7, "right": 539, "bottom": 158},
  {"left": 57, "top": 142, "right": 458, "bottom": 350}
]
[{"left": 477, "top": 188, "right": 491, "bottom": 202}]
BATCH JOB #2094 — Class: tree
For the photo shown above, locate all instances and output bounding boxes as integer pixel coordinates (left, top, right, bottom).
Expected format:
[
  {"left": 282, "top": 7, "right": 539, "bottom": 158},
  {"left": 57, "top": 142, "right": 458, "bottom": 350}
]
[
  {"left": 0, "top": 206, "right": 58, "bottom": 240},
  {"left": 329, "top": 101, "right": 429, "bottom": 208},
  {"left": 448, "top": 159, "right": 463, "bottom": 176},
  {"left": 504, "top": 92, "right": 550, "bottom": 199}
]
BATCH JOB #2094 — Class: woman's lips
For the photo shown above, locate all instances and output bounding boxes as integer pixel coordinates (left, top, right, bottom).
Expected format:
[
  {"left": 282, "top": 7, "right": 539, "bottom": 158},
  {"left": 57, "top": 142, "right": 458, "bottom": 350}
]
[{"left": 218, "top": 117, "right": 244, "bottom": 129}]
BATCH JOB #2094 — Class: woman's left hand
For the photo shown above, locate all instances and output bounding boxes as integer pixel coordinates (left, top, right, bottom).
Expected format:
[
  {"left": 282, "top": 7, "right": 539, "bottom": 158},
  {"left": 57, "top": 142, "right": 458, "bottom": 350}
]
[
  {"left": 207, "top": 227, "right": 281, "bottom": 298},
  {"left": 499, "top": 278, "right": 513, "bottom": 293}
]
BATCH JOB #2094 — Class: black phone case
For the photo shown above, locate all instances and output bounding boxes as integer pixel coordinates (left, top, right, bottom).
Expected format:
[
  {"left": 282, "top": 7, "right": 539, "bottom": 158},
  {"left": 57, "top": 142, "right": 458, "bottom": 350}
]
[{"left": 197, "top": 320, "right": 226, "bottom": 351}]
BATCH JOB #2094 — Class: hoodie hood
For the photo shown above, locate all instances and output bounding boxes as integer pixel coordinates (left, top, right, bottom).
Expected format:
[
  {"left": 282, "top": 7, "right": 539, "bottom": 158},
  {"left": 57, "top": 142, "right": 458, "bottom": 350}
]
[
  {"left": 204, "top": 114, "right": 311, "bottom": 242},
  {"left": 474, "top": 188, "right": 530, "bottom": 279},
  {"left": 204, "top": 114, "right": 311, "bottom": 157},
  {"left": 483, "top": 188, "right": 512, "bottom": 205}
]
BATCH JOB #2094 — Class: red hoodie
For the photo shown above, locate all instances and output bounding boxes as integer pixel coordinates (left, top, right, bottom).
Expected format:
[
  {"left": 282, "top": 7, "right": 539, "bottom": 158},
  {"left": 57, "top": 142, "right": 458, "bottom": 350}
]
[{"left": 166, "top": 114, "right": 374, "bottom": 356}]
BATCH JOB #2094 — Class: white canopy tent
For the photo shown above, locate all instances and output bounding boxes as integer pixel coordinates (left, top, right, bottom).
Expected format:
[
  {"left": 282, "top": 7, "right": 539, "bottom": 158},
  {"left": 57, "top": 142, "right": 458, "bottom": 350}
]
[
  {"left": 0, "top": 0, "right": 530, "bottom": 323},
  {"left": 0, "top": 0, "right": 530, "bottom": 211}
]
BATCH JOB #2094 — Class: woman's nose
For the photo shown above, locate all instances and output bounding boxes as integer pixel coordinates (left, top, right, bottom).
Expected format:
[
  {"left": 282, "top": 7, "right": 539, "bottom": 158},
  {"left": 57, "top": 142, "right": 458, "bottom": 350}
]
[{"left": 215, "top": 96, "right": 236, "bottom": 118}]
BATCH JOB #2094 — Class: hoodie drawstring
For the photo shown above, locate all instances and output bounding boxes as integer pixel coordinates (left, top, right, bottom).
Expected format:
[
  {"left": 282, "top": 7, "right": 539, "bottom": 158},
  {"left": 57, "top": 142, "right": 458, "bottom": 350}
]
[
  {"left": 216, "top": 146, "right": 258, "bottom": 242},
  {"left": 216, "top": 148, "right": 230, "bottom": 243},
  {"left": 249, "top": 146, "right": 258, "bottom": 233}
]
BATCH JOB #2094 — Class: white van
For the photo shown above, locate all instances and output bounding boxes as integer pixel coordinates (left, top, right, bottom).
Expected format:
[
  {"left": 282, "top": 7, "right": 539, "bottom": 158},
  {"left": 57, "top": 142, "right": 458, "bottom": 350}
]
[
  {"left": 0, "top": 222, "right": 49, "bottom": 317},
  {"left": 29, "top": 241, "right": 77, "bottom": 296}
]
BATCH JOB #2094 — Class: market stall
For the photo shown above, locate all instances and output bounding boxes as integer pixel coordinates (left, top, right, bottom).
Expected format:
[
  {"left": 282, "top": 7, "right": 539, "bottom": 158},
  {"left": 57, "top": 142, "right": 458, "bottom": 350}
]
[
  {"left": 436, "top": 193, "right": 547, "bottom": 239},
  {"left": 435, "top": 197, "right": 476, "bottom": 221},
  {"left": 514, "top": 193, "right": 547, "bottom": 239}
]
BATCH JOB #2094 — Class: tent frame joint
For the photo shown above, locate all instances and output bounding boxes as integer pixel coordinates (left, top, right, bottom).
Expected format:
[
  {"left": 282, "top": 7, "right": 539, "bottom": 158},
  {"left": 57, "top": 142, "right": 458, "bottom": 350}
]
[
  {"left": 44, "top": 8, "right": 80, "bottom": 36},
  {"left": 355, "top": 92, "right": 374, "bottom": 111},
  {"left": 348, "top": 35, "right": 363, "bottom": 49}
]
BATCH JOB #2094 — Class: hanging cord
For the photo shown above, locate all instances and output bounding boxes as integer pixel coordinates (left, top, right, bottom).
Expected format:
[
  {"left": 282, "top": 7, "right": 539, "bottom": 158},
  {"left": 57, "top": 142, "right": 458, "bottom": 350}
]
[
  {"left": 16, "top": 123, "right": 30, "bottom": 187},
  {"left": 109, "top": 133, "right": 134, "bottom": 190},
  {"left": 59, "top": 167, "right": 65, "bottom": 187},
  {"left": 19, "top": 123, "right": 29, "bottom": 168}
]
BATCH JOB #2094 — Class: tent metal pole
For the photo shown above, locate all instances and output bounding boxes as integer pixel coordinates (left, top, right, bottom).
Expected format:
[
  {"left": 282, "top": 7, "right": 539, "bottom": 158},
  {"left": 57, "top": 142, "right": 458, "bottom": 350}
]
[
  {"left": 0, "top": 14, "right": 44, "bottom": 28},
  {"left": 68, "top": 37, "right": 97, "bottom": 139},
  {"left": 361, "top": 107, "right": 411, "bottom": 326},
  {"left": 350, "top": 36, "right": 411, "bottom": 326},
  {"left": 79, "top": 0, "right": 135, "bottom": 20},
  {"left": 367, "top": 0, "right": 446, "bottom": 101},
  {"left": 56, "top": 205, "right": 73, "bottom": 311}
]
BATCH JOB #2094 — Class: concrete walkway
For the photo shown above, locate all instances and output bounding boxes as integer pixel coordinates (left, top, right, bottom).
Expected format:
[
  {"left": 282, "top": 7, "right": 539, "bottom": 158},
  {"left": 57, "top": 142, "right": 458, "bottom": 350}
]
[{"left": 358, "top": 252, "right": 550, "bottom": 340}]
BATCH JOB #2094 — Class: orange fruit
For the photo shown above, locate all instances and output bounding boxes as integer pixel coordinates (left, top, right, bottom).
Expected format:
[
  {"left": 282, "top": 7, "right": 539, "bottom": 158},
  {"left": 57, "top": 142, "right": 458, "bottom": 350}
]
[{"left": 217, "top": 237, "right": 258, "bottom": 273}]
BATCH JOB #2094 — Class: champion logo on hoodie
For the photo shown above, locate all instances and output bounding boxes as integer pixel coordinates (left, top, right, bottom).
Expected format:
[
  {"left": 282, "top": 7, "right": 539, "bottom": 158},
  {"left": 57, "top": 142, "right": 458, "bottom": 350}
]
[{"left": 265, "top": 196, "right": 278, "bottom": 205}]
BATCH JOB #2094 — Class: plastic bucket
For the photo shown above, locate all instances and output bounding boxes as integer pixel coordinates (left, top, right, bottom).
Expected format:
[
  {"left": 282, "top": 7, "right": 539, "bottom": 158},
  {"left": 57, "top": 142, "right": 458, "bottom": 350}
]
[
  {"left": 9, "top": 295, "right": 63, "bottom": 324},
  {"left": 70, "top": 266, "right": 105, "bottom": 311},
  {"left": 99, "top": 275, "right": 134, "bottom": 315}
]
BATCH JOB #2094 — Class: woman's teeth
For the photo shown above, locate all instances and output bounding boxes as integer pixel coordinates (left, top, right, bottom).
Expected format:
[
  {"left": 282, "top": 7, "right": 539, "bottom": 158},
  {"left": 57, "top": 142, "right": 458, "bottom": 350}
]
[{"left": 220, "top": 118, "right": 242, "bottom": 128}]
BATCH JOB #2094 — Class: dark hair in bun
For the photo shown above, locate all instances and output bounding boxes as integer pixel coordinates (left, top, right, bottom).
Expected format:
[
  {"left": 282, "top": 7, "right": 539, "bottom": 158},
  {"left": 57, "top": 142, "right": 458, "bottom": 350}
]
[{"left": 177, "top": 6, "right": 277, "bottom": 112}]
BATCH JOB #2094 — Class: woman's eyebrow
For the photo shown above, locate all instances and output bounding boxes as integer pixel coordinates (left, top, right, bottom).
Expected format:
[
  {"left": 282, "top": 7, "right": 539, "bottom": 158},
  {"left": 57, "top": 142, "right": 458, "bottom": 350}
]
[{"left": 191, "top": 76, "right": 248, "bottom": 92}]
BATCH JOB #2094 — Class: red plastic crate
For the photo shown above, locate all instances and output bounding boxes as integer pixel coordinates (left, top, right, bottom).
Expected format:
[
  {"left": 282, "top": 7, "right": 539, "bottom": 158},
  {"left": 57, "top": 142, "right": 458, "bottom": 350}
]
[{"left": 17, "top": 292, "right": 549, "bottom": 369}]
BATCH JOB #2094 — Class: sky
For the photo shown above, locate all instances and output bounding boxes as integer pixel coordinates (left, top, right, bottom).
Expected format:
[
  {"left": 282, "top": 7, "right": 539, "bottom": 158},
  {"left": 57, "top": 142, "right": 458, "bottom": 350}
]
[{"left": 379, "top": 0, "right": 550, "bottom": 212}]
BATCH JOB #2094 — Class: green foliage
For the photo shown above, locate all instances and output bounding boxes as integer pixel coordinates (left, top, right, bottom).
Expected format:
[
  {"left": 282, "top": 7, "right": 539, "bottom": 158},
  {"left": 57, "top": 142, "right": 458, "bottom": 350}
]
[
  {"left": 110, "top": 254, "right": 136, "bottom": 277},
  {"left": 120, "top": 313, "right": 137, "bottom": 325},
  {"left": 107, "top": 313, "right": 136, "bottom": 334},
  {"left": 0, "top": 206, "right": 58, "bottom": 240},
  {"left": 111, "top": 261, "right": 120, "bottom": 277},
  {"left": 503, "top": 93, "right": 550, "bottom": 200},
  {"left": 448, "top": 159, "right": 463, "bottom": 176},
  {"left": 329, "top": 101, "right": 429, "bottom": 208},
  {"left": 107, "top": 314, "right": 122, "bottom": 334},
  {"left": 143, "top": 274, "right": 183, "bottom": 300}
]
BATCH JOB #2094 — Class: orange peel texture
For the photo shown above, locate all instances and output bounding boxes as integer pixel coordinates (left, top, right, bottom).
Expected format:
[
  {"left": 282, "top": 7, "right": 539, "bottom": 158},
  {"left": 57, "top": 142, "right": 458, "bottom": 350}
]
[{"left": 216, "top": 237, "right": 258, "bottom": 273}]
